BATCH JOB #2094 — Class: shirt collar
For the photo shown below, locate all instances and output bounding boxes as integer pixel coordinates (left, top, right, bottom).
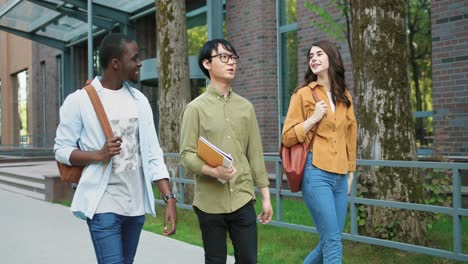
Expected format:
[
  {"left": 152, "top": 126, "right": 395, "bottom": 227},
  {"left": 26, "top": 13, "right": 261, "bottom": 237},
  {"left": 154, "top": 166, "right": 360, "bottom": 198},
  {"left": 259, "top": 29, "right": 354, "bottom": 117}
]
[
  {"left": 206, "top": 85, "right": 233, "bottom": 100},
  {"left": 91, "top": 76, "right": 138, "bottom": 100},
  {"left": 307, "top": 81, "right": 320, "bottom": 90}
]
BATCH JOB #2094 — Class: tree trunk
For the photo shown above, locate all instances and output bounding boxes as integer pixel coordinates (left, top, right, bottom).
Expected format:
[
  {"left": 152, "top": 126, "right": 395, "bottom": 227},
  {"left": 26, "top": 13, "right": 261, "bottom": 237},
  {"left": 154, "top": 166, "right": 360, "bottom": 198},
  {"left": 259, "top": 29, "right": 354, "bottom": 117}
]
[
  {"left": 155, "top": 0, "right": 191, "bottom": 195},
  {"left": 350, "top": 0, "right": 427, "bottom": 244}
]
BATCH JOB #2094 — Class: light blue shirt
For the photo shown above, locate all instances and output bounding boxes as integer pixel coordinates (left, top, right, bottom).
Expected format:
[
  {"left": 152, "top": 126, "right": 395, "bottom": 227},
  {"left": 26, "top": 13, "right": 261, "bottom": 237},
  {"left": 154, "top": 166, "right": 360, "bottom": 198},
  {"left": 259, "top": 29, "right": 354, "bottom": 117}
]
[{"left": 54, "top": 77, "right": 169, "bottom": 220}]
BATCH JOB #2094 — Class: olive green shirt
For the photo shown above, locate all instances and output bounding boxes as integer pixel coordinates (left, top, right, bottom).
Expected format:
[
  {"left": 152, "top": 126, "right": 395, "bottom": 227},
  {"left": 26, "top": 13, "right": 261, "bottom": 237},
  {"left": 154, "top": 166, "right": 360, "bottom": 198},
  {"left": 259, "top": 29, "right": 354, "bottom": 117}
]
[{"left": 180, "top": 85, "right": 270, "bottom": 214}]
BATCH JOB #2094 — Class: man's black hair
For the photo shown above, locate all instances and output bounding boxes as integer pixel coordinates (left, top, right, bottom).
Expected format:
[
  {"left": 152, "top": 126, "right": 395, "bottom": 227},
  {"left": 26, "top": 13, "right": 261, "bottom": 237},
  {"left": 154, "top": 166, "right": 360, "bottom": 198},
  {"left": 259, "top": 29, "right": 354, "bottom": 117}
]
[
  {"left": 98, "top": 33, "right": 134, "bottom": 69},
  {"left": 198, "top": 39, "right": 238, "bottom": 79}
]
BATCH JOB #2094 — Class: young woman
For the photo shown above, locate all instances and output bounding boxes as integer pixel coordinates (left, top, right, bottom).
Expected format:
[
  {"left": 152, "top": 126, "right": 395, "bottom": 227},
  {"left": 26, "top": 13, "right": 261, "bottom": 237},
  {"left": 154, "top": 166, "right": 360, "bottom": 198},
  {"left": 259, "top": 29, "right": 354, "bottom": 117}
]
[{"left": 281, "top": 40, "right": 357, "bottom": 264}]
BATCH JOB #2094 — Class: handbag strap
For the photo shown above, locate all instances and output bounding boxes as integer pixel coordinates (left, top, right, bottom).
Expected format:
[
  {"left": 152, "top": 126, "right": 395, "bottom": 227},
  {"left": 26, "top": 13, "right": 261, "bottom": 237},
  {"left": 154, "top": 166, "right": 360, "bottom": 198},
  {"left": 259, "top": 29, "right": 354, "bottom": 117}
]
[{"left": 83, "top": 85, "right": 114, "bottom": 140}]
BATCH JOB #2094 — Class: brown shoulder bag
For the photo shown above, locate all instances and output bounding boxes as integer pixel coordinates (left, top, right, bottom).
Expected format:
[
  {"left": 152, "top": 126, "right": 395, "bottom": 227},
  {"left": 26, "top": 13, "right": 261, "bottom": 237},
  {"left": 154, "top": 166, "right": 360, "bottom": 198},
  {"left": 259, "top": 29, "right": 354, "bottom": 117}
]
[
  {"left": 279, "top": 87, "right": 321, "bottom": 192},
  {"left": 56, "top": 84, "right": 114, "bottom": 183}
]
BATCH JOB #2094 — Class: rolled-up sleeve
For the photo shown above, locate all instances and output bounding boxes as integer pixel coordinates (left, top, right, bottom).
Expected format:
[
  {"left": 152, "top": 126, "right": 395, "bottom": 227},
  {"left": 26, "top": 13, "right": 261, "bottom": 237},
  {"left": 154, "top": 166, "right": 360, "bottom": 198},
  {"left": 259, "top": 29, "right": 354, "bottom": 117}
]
[
  {"left": 54, "top": 92, "right": 83, "bottom": 166},
  {"left": 346, "top": 93, "right": 357, "bottom": 172},
  {"left": 145, "top": 99, "right": 170, "bottom": 182},
  {"left": 179, "top": 104, "right": 205, "bottom": 176},
  {"left": 281, "top": 92, "right": 307, "bottom": 147},
  {"left": 246, "top": 105, "right": 269, "bottom": 188}
]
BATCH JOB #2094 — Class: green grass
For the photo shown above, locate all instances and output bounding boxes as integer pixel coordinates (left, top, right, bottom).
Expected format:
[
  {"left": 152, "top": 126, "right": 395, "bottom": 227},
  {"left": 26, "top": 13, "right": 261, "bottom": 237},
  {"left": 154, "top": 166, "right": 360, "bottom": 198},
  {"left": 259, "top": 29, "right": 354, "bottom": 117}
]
[
  {"left": 58, "top": 191, "right": 467, "bottom": 263},
  {"left": 144, "top": 194, "right": 467, "bottom": 264}
]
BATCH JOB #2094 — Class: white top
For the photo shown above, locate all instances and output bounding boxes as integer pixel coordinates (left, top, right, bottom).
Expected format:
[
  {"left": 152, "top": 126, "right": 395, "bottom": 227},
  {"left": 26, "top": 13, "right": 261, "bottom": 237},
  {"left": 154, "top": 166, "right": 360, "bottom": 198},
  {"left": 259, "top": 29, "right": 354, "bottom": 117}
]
[
  {"left": 95, "top": 87, "right": 145, "bottom": 216},
  {"left": 327, "top": 92, "right": 335, "bottom": 113}
]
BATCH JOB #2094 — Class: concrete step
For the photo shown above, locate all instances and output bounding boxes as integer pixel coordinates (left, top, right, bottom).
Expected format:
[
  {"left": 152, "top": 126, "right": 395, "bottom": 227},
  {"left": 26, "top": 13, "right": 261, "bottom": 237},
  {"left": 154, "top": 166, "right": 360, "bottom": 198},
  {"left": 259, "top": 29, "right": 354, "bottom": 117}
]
[
  {"left": 0, "top": 174, "right": 45, "bottom": 190},
  {"left": 0, "top": 181, "right": 45, "bottom": 200},
  {"left": 0, "top": 170, "right": 46, "bottom": 201}
]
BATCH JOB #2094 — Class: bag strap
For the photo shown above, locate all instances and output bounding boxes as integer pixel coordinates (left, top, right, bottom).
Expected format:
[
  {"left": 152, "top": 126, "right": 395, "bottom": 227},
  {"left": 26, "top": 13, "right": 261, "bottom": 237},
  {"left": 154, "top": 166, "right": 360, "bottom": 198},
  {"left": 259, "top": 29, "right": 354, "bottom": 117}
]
[{"left": 83, "top": 85, "right": 114, "bottom": 140}]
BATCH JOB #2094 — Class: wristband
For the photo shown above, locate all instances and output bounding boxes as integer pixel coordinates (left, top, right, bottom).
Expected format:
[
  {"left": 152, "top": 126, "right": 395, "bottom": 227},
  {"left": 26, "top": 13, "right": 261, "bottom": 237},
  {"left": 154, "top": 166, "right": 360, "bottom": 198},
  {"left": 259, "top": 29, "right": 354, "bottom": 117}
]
[{"left": 163, "top": 193, "right": 176, "bottom": 203}]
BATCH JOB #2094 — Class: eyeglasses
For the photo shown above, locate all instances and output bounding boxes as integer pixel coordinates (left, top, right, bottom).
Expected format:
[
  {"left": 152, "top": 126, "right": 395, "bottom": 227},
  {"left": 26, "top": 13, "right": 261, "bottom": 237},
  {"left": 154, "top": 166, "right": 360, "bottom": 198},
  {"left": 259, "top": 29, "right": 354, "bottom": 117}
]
[{"left": 211, "top": 53, "right": 240, "bottom": 64}]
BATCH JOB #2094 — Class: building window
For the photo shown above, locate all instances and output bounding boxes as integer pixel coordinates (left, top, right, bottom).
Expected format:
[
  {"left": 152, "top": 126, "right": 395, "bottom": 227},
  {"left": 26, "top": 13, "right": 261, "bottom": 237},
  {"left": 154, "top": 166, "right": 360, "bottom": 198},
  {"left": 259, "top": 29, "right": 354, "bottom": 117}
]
[
  {"left": 278, "top": 0, "right": 298, "bottom": 121},
  {"left": 16, "top": 70, "right": 29, "bottom": 145},
  {"left": 0, "top": 79, "right": 2, "bottom": 143},
  {"left": 280, "top": 31, "right": 298, "bottom": 117},
  {"left": 56, "top": 55, "right": 63, "bottom": 106},
  {"left": 279, "top": 0, "right": 297, "bottom": 25},
  {"left": 41, "top": 61, "right": 47, "bottom": 147}
]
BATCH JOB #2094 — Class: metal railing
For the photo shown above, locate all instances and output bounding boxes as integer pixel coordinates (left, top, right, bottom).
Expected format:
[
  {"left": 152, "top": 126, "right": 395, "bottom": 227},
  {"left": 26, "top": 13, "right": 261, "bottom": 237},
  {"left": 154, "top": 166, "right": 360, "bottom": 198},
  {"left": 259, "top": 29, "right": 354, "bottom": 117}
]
[
  {"left": 160, "top": 153, "right": 468, "bottom": 262},
  {"left": 0, "top": 134, "right": 55, "bottom": 157}
]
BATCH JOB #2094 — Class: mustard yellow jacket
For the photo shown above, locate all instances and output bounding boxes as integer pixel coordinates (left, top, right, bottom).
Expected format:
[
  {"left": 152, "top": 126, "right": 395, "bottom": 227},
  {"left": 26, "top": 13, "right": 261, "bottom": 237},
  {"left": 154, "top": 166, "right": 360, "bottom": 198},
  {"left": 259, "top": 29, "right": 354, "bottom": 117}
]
[{"left": 281, "top": 82, "right": 357, "bottom": 174}]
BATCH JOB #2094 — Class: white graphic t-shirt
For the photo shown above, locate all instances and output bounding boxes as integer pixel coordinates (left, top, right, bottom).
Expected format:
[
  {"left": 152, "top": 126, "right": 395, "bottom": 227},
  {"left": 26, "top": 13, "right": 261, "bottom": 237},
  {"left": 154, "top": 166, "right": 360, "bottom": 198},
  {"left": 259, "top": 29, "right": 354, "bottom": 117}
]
[{"left": 95, "top": 86, "right": 145, "bottom": 216}]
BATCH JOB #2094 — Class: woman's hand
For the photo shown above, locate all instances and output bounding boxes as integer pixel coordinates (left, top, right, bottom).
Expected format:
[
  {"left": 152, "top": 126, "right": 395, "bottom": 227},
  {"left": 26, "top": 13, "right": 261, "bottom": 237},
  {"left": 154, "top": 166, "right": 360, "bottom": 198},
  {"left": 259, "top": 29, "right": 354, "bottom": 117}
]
[
  {"left": 304, "top": 100, "right": 327, "bottom": 133},
  {"left": 311, "top": 100, "right": 327, "bottom": 121}
]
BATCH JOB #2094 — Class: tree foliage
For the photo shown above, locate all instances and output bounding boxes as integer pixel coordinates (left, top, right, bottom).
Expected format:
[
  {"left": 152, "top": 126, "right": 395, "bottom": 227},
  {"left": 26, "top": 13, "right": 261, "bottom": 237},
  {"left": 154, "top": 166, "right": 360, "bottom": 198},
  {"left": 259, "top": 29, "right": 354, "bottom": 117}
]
[{"left": 407, "top": 0, "right": 432, "bottom": 147}]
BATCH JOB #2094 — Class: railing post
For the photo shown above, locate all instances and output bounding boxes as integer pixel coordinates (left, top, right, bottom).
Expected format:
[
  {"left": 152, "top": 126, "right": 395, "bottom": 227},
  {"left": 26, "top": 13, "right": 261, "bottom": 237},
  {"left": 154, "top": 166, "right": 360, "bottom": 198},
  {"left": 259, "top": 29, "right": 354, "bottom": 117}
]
[
  {"left": 350, "top": 170, "right": 358, "bottom": 236},
  {"left": 452, "top": 168, "right": 462, "bottom": 255},
  {"left": 276, "top": 160, "right": 282, "bottom": 222},
  {"left": 179, "top": 164, "right": 185, "bottom": 206}
]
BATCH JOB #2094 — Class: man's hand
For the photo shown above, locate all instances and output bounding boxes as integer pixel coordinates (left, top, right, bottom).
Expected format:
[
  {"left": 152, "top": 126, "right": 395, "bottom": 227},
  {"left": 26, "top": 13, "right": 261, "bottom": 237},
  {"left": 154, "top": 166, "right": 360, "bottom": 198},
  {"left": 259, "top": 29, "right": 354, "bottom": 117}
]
[
  {"left": 99, "top": 136, "right": 123, "bottom": 161},
  {"left": 201, "top": 165, "right": 237, "bottom": 181},
  {"left": 258, "top": 199, "right": 273, "bottom": 224},
  {"left": 154, "top": 179, "right": 177, "bottom": 236},
  {"left": 257, "top": 186, "right": 273, "bottom": 224},
  {"left": 214, "top": 166, "right": 237, "bottom": 181},
  {"left": 162, "top": 199, "right": 177, "bottom": 236}
]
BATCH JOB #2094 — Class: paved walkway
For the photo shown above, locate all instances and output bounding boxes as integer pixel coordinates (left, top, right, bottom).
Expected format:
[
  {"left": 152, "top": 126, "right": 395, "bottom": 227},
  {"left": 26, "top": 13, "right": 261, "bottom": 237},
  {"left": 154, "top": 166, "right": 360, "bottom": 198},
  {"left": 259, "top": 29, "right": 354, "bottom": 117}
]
[{"left": 0, "top": 161, "right": 235, "bottom": 264}]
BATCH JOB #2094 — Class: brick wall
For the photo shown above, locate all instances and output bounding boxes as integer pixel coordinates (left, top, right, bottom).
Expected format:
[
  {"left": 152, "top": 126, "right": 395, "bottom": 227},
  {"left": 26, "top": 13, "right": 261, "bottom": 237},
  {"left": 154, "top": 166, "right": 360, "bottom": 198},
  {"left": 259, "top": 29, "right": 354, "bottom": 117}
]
[
  {"left": 226, "top": 0, "right": 278, "bottom": 153},
  {"left": 431, "top": 0, "right": 468, "bottom": 156},
  {"left": 31, "top": 43, "right": 62, "bottom": 147},
  {"left": 297, "top": 0, "right": 353, "bottom": 92}
]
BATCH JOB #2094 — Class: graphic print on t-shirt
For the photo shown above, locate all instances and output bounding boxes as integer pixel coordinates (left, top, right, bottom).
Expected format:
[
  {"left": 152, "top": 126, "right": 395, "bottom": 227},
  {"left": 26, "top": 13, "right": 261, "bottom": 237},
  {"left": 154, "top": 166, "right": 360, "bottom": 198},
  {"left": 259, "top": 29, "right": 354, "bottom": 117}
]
[{"left": 111, "top": 117, "right": 142, "bottom": 174}]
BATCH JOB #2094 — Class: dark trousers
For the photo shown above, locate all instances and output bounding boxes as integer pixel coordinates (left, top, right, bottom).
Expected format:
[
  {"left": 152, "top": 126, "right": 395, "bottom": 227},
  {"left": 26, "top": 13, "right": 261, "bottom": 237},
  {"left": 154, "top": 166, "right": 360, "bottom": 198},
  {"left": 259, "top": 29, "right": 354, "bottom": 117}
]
[{"left": 194, "top": 201, "right": 258, "bottom": 264}]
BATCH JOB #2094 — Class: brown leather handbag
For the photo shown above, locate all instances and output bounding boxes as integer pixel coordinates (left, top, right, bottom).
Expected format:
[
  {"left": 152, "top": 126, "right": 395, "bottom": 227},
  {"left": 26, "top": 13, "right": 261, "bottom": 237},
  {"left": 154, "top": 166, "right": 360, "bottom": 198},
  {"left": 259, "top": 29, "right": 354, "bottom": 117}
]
[
  {"left": 280, "top": 87, "right": 321, "bottom": 192},
  {"left": 56, "top": 84, "right": 114, "bottom": 183}
]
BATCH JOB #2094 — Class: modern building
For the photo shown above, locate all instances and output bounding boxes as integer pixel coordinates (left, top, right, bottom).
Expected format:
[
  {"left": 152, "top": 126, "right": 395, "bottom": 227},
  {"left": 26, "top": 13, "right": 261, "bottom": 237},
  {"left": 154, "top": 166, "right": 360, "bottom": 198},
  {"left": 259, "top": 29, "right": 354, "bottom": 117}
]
[{"left": 0, "top": 0, "right": 466, "bottom": 158}]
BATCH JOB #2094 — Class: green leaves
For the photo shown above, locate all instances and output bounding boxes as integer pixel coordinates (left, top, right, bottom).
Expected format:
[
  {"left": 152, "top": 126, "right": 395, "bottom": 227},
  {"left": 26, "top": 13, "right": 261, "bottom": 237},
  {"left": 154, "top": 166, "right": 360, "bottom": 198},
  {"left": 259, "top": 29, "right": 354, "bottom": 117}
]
[{"left": 304, "top": 1, "right": 347, "bottom": 42}]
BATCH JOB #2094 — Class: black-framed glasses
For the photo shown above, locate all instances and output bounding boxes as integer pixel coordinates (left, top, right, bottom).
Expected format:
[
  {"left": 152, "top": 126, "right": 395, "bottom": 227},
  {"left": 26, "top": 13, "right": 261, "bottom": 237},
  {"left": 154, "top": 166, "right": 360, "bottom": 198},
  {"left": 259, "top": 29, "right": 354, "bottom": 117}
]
[{"left": 211, "top": 53, "right": 240, "bottom": 64}]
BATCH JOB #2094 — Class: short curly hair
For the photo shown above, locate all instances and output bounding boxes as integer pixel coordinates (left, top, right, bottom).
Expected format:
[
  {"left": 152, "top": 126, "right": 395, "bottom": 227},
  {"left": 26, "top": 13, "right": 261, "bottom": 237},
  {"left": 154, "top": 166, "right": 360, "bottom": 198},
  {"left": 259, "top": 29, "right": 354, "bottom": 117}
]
[{"left": 98, "top": 33, "right": 134, "bottom": 69}]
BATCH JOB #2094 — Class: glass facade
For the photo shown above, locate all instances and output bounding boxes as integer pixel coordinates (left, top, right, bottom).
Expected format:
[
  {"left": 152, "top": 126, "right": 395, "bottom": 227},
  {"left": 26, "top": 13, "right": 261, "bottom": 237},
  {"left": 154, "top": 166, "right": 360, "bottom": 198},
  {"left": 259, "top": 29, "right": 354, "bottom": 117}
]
[
  {"left": 278, "top": 0, "right": 298, "bottom": 119},
  {"left": 0, "top": 79, "right": 2, "bottom": 143},
  {"left": 16, "top": 70, "right": 28, "bottom": 144},
  {"left": 279, "top": 0, "right": 297, "bottom": 25},
  {"left": 280, "top": 30, "right": 298, "bottom": 117}
]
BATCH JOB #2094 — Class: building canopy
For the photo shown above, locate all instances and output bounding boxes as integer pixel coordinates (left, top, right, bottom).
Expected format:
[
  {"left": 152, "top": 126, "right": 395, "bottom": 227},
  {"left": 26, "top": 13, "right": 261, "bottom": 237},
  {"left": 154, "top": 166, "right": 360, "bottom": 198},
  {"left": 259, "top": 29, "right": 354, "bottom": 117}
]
[{"left": 0, "top": 0, "right": 154, "bottom": 50}]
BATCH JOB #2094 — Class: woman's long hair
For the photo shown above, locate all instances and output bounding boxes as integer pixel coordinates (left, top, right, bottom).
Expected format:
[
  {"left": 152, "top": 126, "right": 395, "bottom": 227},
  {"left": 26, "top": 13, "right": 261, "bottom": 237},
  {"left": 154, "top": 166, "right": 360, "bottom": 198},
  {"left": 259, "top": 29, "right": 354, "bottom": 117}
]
[{"left": 294, "top": 40, "right": 351, "bottom": 108}]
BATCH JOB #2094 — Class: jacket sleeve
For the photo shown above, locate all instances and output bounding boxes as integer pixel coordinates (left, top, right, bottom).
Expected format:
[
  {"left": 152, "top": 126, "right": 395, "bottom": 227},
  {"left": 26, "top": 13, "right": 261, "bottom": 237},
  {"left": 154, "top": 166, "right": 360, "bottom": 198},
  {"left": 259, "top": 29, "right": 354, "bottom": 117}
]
[
  {"left": 281, "top": 92, "right": 308, "bottom": 147},
  {"left": 346, "top": 92, "right": 357, "bottom": 172},
  {"left": 145, "top": 97, "right": 170, "bottom": 182},
  {"left": 54, "top": 92, "right": 83, "bottom": 166},
  {"left": 179, "top": 104, "right": 205, "bottom": 176}
]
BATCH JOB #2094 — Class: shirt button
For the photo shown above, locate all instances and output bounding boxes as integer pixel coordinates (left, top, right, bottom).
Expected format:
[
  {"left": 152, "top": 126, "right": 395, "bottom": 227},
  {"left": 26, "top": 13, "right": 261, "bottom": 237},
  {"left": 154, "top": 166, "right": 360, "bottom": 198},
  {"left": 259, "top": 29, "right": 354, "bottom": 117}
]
[
  {"left": 227, "top": 136, "right": 231, "bottom": 139},
  {"left": 226, "top": 118, "right": 229, "bottom": 121},
  {"left": 230, "top": 189, "right": 233, "bottom": 192}
]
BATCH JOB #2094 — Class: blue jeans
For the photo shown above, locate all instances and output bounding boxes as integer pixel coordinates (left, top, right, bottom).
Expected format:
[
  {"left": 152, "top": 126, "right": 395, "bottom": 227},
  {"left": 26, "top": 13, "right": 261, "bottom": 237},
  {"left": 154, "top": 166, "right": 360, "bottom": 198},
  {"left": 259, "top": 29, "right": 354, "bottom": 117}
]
[
  {"left": 302, "top": 152, "right": 348, "bottom": 264},
  {"left": 87, "top": 213, "right": 145, "bottom": 264}
]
